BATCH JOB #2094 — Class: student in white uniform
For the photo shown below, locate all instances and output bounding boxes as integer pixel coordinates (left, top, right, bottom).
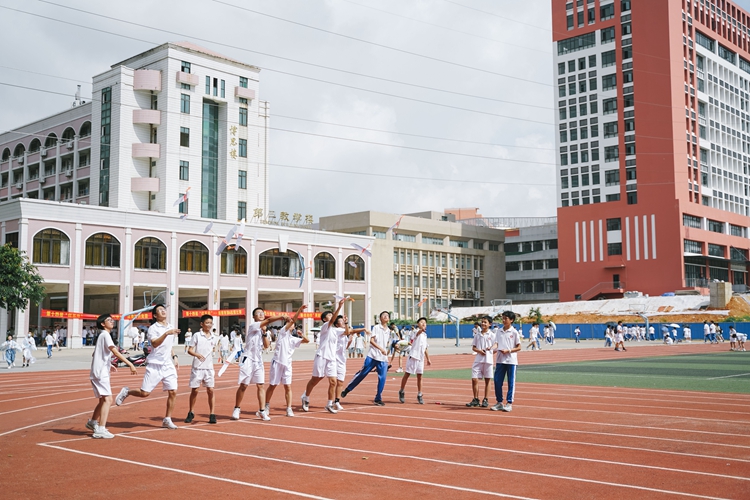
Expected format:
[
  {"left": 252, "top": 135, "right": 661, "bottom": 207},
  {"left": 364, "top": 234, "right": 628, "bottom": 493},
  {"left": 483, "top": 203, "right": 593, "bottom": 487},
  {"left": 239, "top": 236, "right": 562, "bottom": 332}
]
[
  {"left": 265, "top": 306, "right": 309, "bottom": 417},
  {"left": 683, "top": 325, "right": 692, "bottom": 343},
  {"left": 340, "top": 310, "right": 392, "bottom": 406},
  {"left": 491, "top": 311, "right": 521, "bottom": 412},
  {"left": 218, "top": 332, "right": 230, "bottom": 363},
  {"left": 467, "top": 316, "right": 496, "bottom": 408},
  {"left": 301, "top": 298, "right": 346, "bottom": 413},
  {"left": 526, "top": 322, "right": 539, "bottom": 351},
  {"left": 184, "top": 315, "right": 218, "bottom": 425},
  {"left": 115, "top": 304, "right": 181, "bottom": 429},
  {"left": 335, "top": 315, "right": 366, "bottom": 411},
  {"left": 183, "top": 328, "right": 193, "bottom": 353},
  {"left": 232, "top": 308, "right": 286, "bottom": 421},
  {"left": 398, "top": 317, "right": 431, "bottom": 404},
  {"left": 88, "top": 314, "right": 136, "bottom": 438}
]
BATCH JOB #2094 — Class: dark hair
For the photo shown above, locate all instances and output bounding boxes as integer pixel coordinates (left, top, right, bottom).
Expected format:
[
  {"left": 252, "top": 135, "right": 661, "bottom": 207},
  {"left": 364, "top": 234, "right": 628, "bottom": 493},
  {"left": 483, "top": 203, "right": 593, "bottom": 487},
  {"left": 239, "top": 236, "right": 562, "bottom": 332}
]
[
  {"left": 501, "top": 310, "right": 516, "bottom": 322},
  {"left": 251, "top": 307, "right": 264, "bottom": 318},
  {"left": 416, "top": 317, "right": 427, "bottom": 324},
  {"left": 481, "top": 316, "right": 493, "bottom": 323},
  {"left": 379, "top": 311, "right": 390, "bottom": 320},
  {"left": 200, "top": 314, "right": 213, "bottom": 323},
  {"left": 96, "top": 313, "right": 111, "bottom": 331},
  {"left": 532, "top": 322, "right": 539, "bottom": 326},
  {"left": 334, "top": 315, "right": 345, "bottom": 326},
  {"left": 321, "top": 311, "right": 333, "bottom": 322}
]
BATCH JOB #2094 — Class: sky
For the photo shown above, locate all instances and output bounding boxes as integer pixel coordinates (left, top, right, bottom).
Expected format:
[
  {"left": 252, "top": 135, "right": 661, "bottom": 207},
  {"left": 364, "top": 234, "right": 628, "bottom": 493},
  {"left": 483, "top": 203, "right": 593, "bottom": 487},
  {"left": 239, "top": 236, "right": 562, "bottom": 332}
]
[{"left": 0, "top": 0, "right": 558, "bottom": 220}]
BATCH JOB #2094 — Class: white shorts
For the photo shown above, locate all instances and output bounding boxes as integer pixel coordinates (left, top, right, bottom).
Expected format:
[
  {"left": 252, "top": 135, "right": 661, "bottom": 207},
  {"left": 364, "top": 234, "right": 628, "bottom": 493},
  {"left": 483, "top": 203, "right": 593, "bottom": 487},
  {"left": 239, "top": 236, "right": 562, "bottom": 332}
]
[
  {"left": 312, "top": 355, "right": 336, "bottom": 378},
  {"left": 405, "top": 357, "right": 424, "bottom": 375},
  {"left": 90, "top": 375, "right": 111, "bottom": 398},
  {"left": 141, "top": 363, "right": 178, "bottom": 393},
  {"left": 337, "top": 359, "right": 347, "bottom": 381},
  {"left": 269, "top": 360, "right": 292, "bottom": 386},
  {"left": 239, "top": 361, "right": 265, "bottom": 385},
  {"left": 189, "top": 368, "right": 215, "bottom": 388},
  {"left": 471, "top": 361, "right": 493, "bottom": 379}
]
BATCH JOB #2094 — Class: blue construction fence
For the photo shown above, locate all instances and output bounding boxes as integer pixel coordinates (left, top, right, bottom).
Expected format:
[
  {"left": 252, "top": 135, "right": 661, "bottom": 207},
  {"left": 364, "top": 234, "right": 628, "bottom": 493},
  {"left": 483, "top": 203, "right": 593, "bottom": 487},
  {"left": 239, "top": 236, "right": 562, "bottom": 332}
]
[{"left": 423, "top": 322, "right": 743, "bottom": 340}]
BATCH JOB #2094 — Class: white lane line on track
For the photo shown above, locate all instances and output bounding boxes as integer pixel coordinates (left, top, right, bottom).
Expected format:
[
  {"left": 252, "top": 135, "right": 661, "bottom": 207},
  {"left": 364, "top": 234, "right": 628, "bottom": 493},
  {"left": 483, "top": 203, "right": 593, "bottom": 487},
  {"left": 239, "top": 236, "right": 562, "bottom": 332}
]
[
  {"left": 259, "top": 415, "right": 750, "bottom": 483},
  {"left": 0, "top": 396, "right": 93, "bottom": 416},
  {"left": 36, "top": 443, "right": 332, "bottom": 500},
  {"left": 181, "top": 425, "right": 728, "bottom": 500},
  {"left": 120, "top": 434, "right": 539, "bottom": 499},
  {"left": 0, "top": 389, "right": 89, "bottom": 403},
  {"left": 708, "top": 372, "right": 750, "bottom": 380}
]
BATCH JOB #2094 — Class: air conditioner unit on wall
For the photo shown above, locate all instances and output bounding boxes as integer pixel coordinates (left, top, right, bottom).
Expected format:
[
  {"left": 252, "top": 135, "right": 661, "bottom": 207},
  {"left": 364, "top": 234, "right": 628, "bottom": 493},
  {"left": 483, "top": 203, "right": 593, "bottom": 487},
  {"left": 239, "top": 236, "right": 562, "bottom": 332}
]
[
  {"left": 414, "top": 265, "right": 420, "bottom": 274},
  {"left": 39, "top": 178, "right": 45, "bottom": 184},
  {"left": 436, "top": 267, "right": 443, "bottom": 274},
  {"left": 474, "top": 291, "right": 480, "bottom": 299},
  {"left": 66, "top": 142, "right": 74, "bottom": 150},
  {"left": 450, "top": 268, "right": 456, "bottom": 275},
  {"left": 40, "top": 149, "right": 47, "bottom": 157},
  {"left": 394, "top": 286, "right": 400, "bottom": 294},
  {"left": 436, "top": 289, "right": 443, "bottom": 297},
  {"left": 474, "top": 270, "right": 480, "bottom": 277},
  {"left": 17, "top": 157, "right": 24, "bottom": 165},
  {"left": 450, "top": 294, "right": 456, "bottom": 300},
  {"left": 414, "top": 287, "right": 420, "bottom": 296},
  {"left": 14, "top": 183, "right": 22, "bottom": 190},
  {"left": 65, "top": 171, "right": 73, "bottom": 177},
  {"left": 394, "top": 263, "right": 399, "bottom": 272}
]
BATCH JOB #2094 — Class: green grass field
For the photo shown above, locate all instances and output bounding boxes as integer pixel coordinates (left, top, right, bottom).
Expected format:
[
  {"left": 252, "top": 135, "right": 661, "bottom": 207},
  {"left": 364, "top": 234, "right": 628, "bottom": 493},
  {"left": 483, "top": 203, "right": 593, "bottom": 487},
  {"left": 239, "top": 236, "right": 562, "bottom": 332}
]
[{"left": 424, "top": 353, "right": 750, "bottom": 393}]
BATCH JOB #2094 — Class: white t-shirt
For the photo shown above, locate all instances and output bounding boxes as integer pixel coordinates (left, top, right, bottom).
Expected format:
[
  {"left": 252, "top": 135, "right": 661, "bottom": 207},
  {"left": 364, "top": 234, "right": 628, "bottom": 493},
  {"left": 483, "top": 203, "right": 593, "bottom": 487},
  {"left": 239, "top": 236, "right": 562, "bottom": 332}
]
[
  {"left": 333, "top": 327, "right": 349, "bottom": 365},
  {"left": 184, "top": 331, "right": 193, "bottom": 344},
  {"left": 495, "top": 327, "right": 521, "bottom": 365},
  {"left": 710, "top": 323, "right": 717, "bottom": 334},
  {"left": 529, "top": 327, "right": 538, "bottom": 341},
  {"left": 190, "top": 331, "right": 217, "bottom": 370},
  {"left": 649, "top": 326, "right": 655, "bottom": 335},
  {"left": 355, "top": 334, "right": 365, "bottom": 350},
  {"left": 574, "top": 327, "right": 580, "bottom": 336},
  {"left": 472, "top": 330, "right": 496, "bottom": 364},
  {"left": 90, "top": 330, "right": 114, "bottom": 380},
  {"left": 45, "top": 334, "right": 54, "bottom": 346},
  {"left": 273, "top": 326, "right": 304, "bottom": 367},
  {"left": 409, "top": 331, "right": 428, "bottom": 361},
  {"left": 219, "top": 335, "right": 229, "bottom": 350},
  {"left": 316, "top": 323, "right": 337, "bottom": 361},
  {"left": 147, "top": 322, "right": 176, "bottom": 366},
  {"left": 243, "top": 321, "right": 265, "bottom": 365},
  {"left": 368, "top": 324, "right": 390, "bottom": 362},
  {"left": 684, "top": 327, "right": 691, "bottom": 338},
  {"left": 704, "top": 323, "right": 710, "bottom": 335}
]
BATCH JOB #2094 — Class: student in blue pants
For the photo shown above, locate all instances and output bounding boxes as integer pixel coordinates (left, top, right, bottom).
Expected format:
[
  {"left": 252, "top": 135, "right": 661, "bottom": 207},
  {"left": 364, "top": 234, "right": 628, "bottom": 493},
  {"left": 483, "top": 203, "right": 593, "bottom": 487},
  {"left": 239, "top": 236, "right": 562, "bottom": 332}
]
[{"left": 341, "top": 311, "right": 391, "bottom": 405}]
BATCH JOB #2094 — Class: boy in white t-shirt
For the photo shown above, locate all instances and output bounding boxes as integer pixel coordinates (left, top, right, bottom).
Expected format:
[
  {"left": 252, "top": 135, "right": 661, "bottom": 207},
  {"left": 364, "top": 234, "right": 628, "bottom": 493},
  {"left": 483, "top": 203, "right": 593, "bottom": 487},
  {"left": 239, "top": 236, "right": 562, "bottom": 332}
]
[
  {"left": 87, "top": 314, "right": 137, "bottom": 439},
  {"left": 183, "top": 328, "right": 193, "bottom": 353},
  {"left": 398, "top": 317, "right": 431, "bottom": 404},
  {"left": 526, "top": 322, "right": 539, "bottom": 351},
  {"left": 467, "top": 316, "right": 496, "bottom": 408},
  {"left": 491, "top": 311, "right": 521, "bottom": 412},
  {"left": 185, "top": 315, "right": 218, "bottom": 424},
  {"left": 115, "top": 304, "right": 181, "bottom": 429},
  {"left": 301, "top": 298, "right": 346, "bottom": 413},
  {"left": 265, "top": 305, "right": 309, "bottom": 417}
]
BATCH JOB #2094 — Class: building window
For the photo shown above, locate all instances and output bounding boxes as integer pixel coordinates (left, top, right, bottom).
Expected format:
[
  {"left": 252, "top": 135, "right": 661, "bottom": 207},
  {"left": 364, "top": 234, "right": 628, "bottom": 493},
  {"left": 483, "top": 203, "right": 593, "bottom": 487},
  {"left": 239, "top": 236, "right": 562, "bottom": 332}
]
[
  {"left": 259, "top": 249, "right": 300, "bottom": 277},
  {"left": 239, "top": 107, "right": 248, "bottom": 126},
  {"left": 5, "top": 232, "right": 18, "bottom": 248},
  {"left": 221, "top": 247, "right": 247, "bottom": 274},
  {"left": 602, "top": 74, "right": 617, "bottom": 91},
  {"left": 607, "top": 242, "right": 622, "bottom": 255},
  {"left": 708, "top": 219, "right": 724, "bottom": 233},
  {"left": 314, "top": 252, "right": 336, "bottom": 280},
  {"left": 220, "top": 79, "right": 225, "bottom": 98},
  {"left": 238, "top": 201, "right": 247, "bottom": 220},
  {"left": 450, "top": 240, "right": 468, "bottom": 248},
  {"left": 708, "top": 244, "right": 725, "bottom": 258},
  {"left": 180, "top": 94, "right": 190, "bottom": 114},
  {"left": 180, "top": 127, "right": 190, "bottom": 147},
  {"left": 373, "top": 231, "right": 386, "bottom": 239},
  {"left": 32, "top": 229, "right": 70, "bottom": 265},
  {"left": 239, "top": 138, "right": 247, "bottom": 158},
  {"left": 179, "top": 161, "right": 189, "bottom": 181},
  {"left": 205, "top": 76, "right": 211, "bottom": 95},
  {"left": 238, "top": 170, "right": 247, "bottom": 189},
  {"left": 602, "top": 50, "right": 616, "bottom": 67},
  {"left": 626, "top": 191, "right": 637, "bottom": 204},
  {"left": 178, "top": 194, "right": 188, "bottom": 214},
  {"left": 718, "top": 44, "right": 736, "bottom": 64},
  {"left": 606, "top": 193, "right": 620, "bottom": 202},
  {"left": 240, "top": 76, "right": 248, "bottom": 88},
  {"left": 684, "top": 239, "right": 702, "bottom": 254},
  {"left": 179, "top": 241, "right": 209, "bottom": 273},
  {"left": 604, "top": 146, "right": 619, "bottom": 162},
  {"left": 622, "top": 46, "right": 633, "bottom": 60},
  {"left": 345, "top": 255, "right": 365, "bottom": 280},
  {"left": 730, "top": 224, "right": 744, "bottom": 237},
  {"left": 696, "top": 31, "right": 715, "bottom": 52},
  {"left": 558, "top": 62, "right": 565, "bottom": 75},
  {"left": 605, "top": 169, "right": 620, "bottom": 186},
  {"left": 603, "top": 98, "right": 617, "bottom": 114},
  {"left": 589, "top": 54, "right": 596, "bottom": 67},
  {"left": 606, "top": 218, "right": 621, "bottom": 231},
  {"left": 181, "top": 61, "right": 191, "bottom": 73},
  {"left": 395, "top": 234, "right": 417, "bottom": 243},
  {"left": 134, "top": 237, "right": 166, "bottom": 270},
  {"left": 423, "top": 236, "right": 443, "bottom": 245},
  {"left": 601, "top": 27, "right": 615, "bottom": 44},
  {"left": 84, "top": 233, "right": 119, "bottom": 267},
  {"left": 557, "top": 32, "right": 596, "bottom": 55},
  {"left": 600, "top": 3, "right": 614, "bottom": 20}
]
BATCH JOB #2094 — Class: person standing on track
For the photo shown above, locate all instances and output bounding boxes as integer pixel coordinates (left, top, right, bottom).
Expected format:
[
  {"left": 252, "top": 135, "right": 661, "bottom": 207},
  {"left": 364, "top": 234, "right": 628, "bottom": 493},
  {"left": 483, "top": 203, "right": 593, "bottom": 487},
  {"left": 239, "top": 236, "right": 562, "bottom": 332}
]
[
  {"left": 21, "top": 331, "right": 36, "bottom": 367},
  {"left": 574, "top": 326, "right": 581, "bottom": 343},
  {"left": 115, "top": 304, "right": 181, "bottom": 429},
  {"left": 491, "top": 311, "right": 521, "bottom": 413},
  {"left": 341, "top": 310, "right": 391, "bottom": 406},
  {"left": 399, "top": 317, "right": 431, "bottom": 404},
  {"left": 183, "top": 328, "right": 193, "bottom": 354},
  {"left": 334, "top": 315, "right": 365, "bottom": 411},
  {"left": 45, "top": 331, "right": 54, "bottom": 358},
  {"left": 184, "top": 314, "right": 218, "bottom": 425},
  {"left": 525, "top": 322, "right": 539, "bottom": 351},
  {"left": 88, "top": 314, "right": 137, "bottom": 439},
  {"left": 2, "top": 334, "right": 19, "bottom": 369},
  {"left": 265, "top": 305, "right": 309, "bottom": 417},
  {"left": 467, "top": 316, "right": 496, "bottom": 408}
]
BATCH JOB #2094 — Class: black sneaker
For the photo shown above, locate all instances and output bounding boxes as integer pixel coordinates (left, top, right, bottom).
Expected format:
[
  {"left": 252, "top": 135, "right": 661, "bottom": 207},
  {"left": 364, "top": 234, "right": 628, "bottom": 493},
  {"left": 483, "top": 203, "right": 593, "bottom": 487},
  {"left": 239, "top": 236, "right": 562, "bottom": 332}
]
[
  {"left": 208, "top": 414, "right": 217, "bottom": 424},
  {"left": 398, "top": 390, "right": 405, "bottom": 403},
  {"left": 466, "top": 398, "right": 480, "bottom": 407},
  {"left": 340, "top": 388, "right": 349, "bottom": 398},
  {"left": 481, "top": 398, "right": 489, "bottom": 408},
  {"left": 373, "top": 399, "right": 385, "bottom": 406},
  {"left": 184, "top": 411, "right": 194, "bottom": 423},
  {"left": 417, "top": 394, "right": 424, "bottom": 405}
]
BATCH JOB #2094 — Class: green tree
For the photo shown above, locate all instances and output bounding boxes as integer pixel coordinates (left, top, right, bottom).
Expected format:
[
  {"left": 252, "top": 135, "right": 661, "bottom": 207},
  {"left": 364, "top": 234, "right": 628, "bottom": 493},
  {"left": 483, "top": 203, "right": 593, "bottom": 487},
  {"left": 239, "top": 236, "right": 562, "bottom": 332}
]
[
  {"left": 0, "top": 244, "right": 45, "bottom": 311},
  {"left": 527, "top": 307, "right": 543, "bottom": 325}
]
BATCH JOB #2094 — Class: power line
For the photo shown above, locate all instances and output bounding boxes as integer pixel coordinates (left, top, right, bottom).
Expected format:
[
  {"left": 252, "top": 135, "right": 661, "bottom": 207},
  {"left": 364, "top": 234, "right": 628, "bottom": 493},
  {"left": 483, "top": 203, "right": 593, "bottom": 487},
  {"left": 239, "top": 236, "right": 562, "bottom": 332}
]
[
  {"left": 212, "top": 0, "right": 552, "bottom": 87},
  {"left": 440, "top": 0, "right": 551, "bottom": 31},
  {"left": 38, "top": 0, "right": 553, "bottom": 111},
  {"left": 338, "top": 0, "right": 552, "bottom": 56}
]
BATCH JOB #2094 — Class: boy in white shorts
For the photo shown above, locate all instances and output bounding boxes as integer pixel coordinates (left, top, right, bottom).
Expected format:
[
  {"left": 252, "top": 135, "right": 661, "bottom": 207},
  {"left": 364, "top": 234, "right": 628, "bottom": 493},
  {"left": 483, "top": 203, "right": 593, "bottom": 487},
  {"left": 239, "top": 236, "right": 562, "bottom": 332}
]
[
  {"left": 232, "top": 307, "right": 287, "bottom": 421},
  {"left": 467, "top": 316, "right": 496, "bottom": 408},
  {"left": 398, "top": 317, "right": 431, "bottom": 404},
  {"left": 115, "top": 304, "right": 181, "bottom": 429},
  {"left": 265, "top": 305, "right": 309, "bottom": 416},
  {"left": 185, "top": 314, "right": 218, "bottom": 424},
  {"left": 87, "top": 314, "right": 137, "bottom": 439},
  {"left": 301, "top": 298, "right": 346, "bottom": 413}
]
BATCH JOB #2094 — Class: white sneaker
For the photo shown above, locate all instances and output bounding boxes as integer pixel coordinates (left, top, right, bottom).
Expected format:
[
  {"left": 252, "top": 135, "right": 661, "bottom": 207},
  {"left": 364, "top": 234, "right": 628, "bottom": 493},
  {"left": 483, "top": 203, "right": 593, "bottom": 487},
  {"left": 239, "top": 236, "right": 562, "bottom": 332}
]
[
  {"left": 264, "top": 403, "right": 270, "bottom": 413},
  {"left": 334, "top": 402, "right": 343, "bottom": 411},
  {"left": 301, "top": 395, "right": 309, "bottom": 412},
  {"left": 325, "top": 404, "right": 338, "bottom": 414},
  {"left": 256, "top": 410, "right": 270, "bottom": 421},
  {"left": 286, "top": 407, "right": 295, "bottom": 417},
  {"left": 501, "top": 404, "right": 513, "bottom": 412},
  {"left": 396, "top": 367, "right": 403, "bottom": 373},
  {"left": 93, "top": 425, "right": 114, "bottom": 439},
  {"left": 490, "top": 402, "right": 504, "bottom": 411},
  {"left": 231, "top": 407, "right": 241, "bottom": 420},
  {"left": 86, "top": 419, "right": 98, "bottom": 431},
  {"left": 162, "top": 418, "right": 178, "bottom": 429},
  {"left": 115, "top": 387, "right": 129, "bottom": 406}
]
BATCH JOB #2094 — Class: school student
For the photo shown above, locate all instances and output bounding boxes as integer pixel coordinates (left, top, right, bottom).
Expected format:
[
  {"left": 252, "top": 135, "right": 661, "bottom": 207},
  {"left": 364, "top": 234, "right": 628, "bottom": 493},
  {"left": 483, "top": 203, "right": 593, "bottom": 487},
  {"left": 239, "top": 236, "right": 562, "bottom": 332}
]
[
  {"left": 265, "top": 305, "right": 309, "bottom": 417},
  {"left": 185, "top": 314, "right": 218, "bottom": 424},
  {"left": 115, "top": 304, "right": 181, "bottom": 429},
  {"left": 399, "top": 317, "right": 431, "bottom": 404},
  {"left": 232, "top": 308, "right": 287, "bottom": 421},
  {"left": 467, "top": 316, "right": 496, "bottom": 408},
  {"left": 340, "top": 311, "right": 391, "bottom": 406},
  {"left": 1, "top": 334, "right": 19, "bottom": 369},
  {"left": 335, "top": 315, "right": 365, "bottom": 411},
  {"left": 301, "top": 298, "right": 346, "bottom": 413},
  {"left": 526, "top": 322, "right": 539, "bottom": 351},
  {"left": 491, "top": 311, "right": 521, "bottom": 412},
  {"left": 88, "top": 314, "right": 137, "bottom": 438}
]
